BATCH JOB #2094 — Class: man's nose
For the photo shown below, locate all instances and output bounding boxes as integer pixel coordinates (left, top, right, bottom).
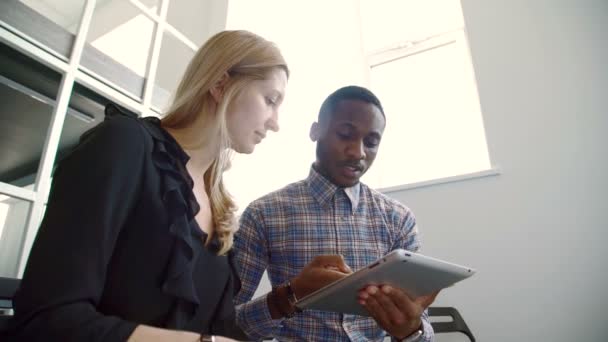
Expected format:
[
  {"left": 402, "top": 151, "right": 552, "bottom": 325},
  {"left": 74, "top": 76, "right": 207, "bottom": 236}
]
[{"left": 346, "top": 140, "right": 366, "bottom": 160}]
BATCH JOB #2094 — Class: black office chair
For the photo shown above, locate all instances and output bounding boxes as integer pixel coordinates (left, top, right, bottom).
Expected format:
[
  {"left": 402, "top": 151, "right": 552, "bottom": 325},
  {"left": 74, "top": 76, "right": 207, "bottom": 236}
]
[
  {"left": 0, "top": 277, "right": 20, "bottom": 332},
  {"left": 428, "top": 306, "right": 475, "bottom": 341}
]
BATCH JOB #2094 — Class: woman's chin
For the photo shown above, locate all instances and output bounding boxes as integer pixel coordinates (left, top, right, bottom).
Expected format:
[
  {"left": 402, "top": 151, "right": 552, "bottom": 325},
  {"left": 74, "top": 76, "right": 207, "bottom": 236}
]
[{"left": 233, "top": 143, "right": 255, "bottom": 154}]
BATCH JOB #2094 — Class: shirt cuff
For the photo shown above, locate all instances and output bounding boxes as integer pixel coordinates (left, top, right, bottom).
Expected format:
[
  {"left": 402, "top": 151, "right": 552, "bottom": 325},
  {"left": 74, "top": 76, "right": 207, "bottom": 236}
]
[
  {"left": 236, "top": 293, "right": 284, "bottom": 340},
  {"left": 390, "top": 318, "right": 433, "bottom": 342},
  {"left": 418, "top": 317, "right": 434, "bottom": 342}
]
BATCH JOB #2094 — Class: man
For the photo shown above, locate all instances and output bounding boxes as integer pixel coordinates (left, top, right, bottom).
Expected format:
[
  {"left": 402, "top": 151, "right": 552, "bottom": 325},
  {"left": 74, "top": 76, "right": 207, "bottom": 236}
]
[{"left": 234, "top": 86, "right": 437, "bottom": 341}]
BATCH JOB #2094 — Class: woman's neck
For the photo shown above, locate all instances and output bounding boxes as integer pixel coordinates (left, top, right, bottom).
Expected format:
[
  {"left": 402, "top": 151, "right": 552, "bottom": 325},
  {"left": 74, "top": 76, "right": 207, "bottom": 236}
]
[{"left": 164, "top": 124, "right": 220, "bottom": 178}]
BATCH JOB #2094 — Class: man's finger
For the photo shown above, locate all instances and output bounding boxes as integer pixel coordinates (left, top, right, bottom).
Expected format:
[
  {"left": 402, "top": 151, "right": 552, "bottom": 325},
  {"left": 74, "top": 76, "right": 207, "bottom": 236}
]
[
  {"left": 381, "top": 285, "right": 418, "bottom": 317},
  {"left": 374, "top": 286, "right": 408, "bottom": 326},
  {"left": 311, "top": 255, "right": 352, "bottom": 273},
  {"left": 336, "top": 254, "right": 353, "bottom": 273},
  {"left": 415, "top": 290, "right": 440, "bottom": 308},
  {"left": 361, "top": 290, "right": 390, "bottom": 326},
  {"left": 318, "top": 268, "right": 350, "bottom": 283}
]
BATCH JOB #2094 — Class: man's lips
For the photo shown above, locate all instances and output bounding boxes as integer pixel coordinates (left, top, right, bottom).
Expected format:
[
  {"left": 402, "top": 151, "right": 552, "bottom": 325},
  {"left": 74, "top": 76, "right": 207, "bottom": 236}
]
[
  {"left": 340, "top": 162, "right": 364, "bottom": 172},
  {"left": 339, "top": 162, "right": 364, "bottom": 178}
]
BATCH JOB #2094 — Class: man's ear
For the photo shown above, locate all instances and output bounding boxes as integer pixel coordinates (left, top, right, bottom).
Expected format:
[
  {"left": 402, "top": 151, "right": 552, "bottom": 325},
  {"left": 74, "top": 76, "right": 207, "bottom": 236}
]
[
  {"left": 309, "top": 122, "right": 320, "bottom": 142},
  {"left": 210, "top": 72, "right": 230, "bottom": 103}
]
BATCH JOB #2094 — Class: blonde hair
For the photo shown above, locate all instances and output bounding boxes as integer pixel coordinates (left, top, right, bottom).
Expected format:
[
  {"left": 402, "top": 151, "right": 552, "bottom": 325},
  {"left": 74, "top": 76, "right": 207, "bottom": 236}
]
[{"left": 161, "top": 30, "right": 288, "bottom": 255}]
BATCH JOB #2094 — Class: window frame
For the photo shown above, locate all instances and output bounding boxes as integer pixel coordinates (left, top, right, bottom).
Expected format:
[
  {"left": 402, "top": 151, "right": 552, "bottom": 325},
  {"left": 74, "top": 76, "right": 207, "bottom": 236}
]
[{"left": 364, "top": 27, "right": 498, "bottom": 192}]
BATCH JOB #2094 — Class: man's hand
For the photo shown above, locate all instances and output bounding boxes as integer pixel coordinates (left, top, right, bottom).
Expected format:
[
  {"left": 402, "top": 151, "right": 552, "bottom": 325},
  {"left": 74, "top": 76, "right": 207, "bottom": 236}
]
[
  {"left": 291, "top": 255, "right": 352, "bottom": 298},
  {"left": 357, "top": 285, "right": 439, "bottom": 339}
]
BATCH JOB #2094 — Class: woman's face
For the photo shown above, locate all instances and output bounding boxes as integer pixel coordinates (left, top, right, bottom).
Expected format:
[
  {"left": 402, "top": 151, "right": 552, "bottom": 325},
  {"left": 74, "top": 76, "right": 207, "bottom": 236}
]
[{"left": 225, "top": 68, "right": 288, "bottom": 154}]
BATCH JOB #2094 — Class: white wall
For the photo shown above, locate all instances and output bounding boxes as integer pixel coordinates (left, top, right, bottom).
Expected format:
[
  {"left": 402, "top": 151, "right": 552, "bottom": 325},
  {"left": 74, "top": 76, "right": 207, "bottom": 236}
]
[{"left": 387, "top": 0, "right": 608, "bottom": 341}]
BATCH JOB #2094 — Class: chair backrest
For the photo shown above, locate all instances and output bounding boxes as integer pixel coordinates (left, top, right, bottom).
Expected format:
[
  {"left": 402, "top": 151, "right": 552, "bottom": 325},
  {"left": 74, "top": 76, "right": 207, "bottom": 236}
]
[{"left": 428, "top": 306, "right": 475, "bottom": 342}]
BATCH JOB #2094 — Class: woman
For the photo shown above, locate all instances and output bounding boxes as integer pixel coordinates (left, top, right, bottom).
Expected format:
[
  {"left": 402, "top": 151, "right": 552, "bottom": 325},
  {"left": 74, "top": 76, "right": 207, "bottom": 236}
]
[{"left": 3, "top": 30, "right": 349, "bottom": 342}]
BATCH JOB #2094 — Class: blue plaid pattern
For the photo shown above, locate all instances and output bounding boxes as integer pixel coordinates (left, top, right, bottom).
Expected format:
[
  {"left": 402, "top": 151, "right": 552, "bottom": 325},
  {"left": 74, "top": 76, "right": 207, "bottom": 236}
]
[{"left": 234, "top": 167, "right": 433, "bottom": 341}]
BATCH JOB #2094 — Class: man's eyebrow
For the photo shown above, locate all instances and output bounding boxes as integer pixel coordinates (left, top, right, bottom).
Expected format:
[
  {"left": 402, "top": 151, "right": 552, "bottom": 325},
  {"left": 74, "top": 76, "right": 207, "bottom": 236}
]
[
  {"left": 333, "top": 123, "right": 357, "bottom": 133},
  {"left": 367, "top": 131, "right": 382, "bottom": 139},
  {"left": 335, "top": 121, "right": 356, "bottom": 128}
]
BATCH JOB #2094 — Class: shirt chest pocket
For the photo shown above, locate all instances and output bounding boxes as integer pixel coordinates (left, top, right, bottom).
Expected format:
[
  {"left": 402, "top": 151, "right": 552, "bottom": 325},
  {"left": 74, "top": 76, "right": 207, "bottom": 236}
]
[
  {"left": 268, "top": 215, "right": 388, "bottom": 274},
  {"left": 268, "top": 215, "right": 343, "bottom": 272}
]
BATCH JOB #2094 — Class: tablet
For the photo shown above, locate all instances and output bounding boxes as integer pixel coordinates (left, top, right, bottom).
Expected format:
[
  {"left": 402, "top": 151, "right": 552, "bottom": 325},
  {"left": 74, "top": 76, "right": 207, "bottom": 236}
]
[{"left": 295, "top": 249, "right": 476, "bottom": 316}]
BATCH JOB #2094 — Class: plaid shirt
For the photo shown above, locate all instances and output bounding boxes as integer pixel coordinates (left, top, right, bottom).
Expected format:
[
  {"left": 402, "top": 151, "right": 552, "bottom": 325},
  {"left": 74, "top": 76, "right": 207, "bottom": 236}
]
[{"left": 234, "top": 167, "right": 433, "bottom": 341}]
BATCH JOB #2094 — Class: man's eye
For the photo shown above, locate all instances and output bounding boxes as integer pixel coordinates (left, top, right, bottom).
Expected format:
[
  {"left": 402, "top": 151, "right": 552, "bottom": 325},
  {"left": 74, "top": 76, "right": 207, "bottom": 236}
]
[
  {"left": 266, "top": 97, "right": 277, "bottom": 105},
  {"left": 364, "top": 138, "right": 380, "bottom": 148}
]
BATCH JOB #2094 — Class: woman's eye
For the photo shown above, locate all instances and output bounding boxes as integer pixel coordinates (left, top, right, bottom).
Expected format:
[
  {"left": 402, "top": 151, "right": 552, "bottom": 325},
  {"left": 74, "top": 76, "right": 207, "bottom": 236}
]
[{"left": 266, "top": 97, "right": 277, "bottom": 106}]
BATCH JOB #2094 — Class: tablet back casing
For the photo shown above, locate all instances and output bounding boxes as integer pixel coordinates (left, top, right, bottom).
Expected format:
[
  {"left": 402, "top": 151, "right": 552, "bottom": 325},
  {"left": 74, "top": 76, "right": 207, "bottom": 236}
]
[{"left": 296, "top": 249, "right": 475, "bottom": 316}]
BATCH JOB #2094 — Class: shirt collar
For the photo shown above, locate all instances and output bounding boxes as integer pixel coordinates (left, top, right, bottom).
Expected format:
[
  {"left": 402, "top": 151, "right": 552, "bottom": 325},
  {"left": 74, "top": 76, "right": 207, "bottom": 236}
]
[
  {"left": 141, "top": 116, "right": 190, "bottom": 165},
  {"left": 343, "top": 183, "right": 361, "bottom": 212},
  {"left": 306, "top": 165, "right": 361, "bottom": 212},
  {"left": 106, "top": 103, "right": 190, "bottom": 166}
]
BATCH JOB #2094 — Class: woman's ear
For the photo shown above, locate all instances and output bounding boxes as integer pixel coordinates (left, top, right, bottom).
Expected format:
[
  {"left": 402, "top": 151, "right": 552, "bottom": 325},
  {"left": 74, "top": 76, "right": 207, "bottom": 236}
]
[
  {"left": 210, "top": 72, "right": 230, "bottom": 103},
  {"left": 309, "top": 122, "right": 320, "bottom": 141}
]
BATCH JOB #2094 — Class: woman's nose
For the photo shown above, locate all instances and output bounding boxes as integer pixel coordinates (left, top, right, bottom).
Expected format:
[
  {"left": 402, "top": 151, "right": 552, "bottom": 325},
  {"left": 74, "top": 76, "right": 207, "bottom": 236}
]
[{"left": 266, "top": 111, "right": 279, "bottom": 132}]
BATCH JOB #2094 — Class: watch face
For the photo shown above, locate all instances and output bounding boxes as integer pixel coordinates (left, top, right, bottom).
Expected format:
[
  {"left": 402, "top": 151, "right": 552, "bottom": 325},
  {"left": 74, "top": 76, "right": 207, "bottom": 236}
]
[{"left": 400, "top": 329, "right": 423, "bottom": 342}]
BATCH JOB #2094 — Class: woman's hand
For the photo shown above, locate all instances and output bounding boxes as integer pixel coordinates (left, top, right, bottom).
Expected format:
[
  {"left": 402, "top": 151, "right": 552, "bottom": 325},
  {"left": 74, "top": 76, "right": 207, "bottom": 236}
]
[
  {"left": 291, "top": 255, "right": 353, "bottom": 298},
  {"left": 129, "top": 326, "right": 241, "bottom": 342},
  {"left": 128, "top": 325, "right": 198, "bottom": 341},
  {"left": 214, "top": 336, "right": 240, "bottom": 342}
]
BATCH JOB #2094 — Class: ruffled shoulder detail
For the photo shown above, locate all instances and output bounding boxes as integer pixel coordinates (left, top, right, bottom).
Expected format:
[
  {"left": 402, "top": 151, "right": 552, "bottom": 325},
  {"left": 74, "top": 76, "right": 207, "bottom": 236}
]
[{"left": 105, "top": 104, "right": 217, "bottom": 325}]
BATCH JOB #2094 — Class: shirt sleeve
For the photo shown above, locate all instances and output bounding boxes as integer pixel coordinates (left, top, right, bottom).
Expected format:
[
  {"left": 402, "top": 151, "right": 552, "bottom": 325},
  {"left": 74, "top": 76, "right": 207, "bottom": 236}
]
[
  {"left": 418, "top": 309, "right": 434, "bottom": 342},
  {"left": 233, "top": 205, "right": 283, "bottom": 340},
  {"left": 390, "top": 309, "right": 433, "bottom": 342},
  {"left": 392, "top": 208, "right": 434, "bottom": 341},
  {"left": 8, "top": 115, "right": 145, "bottom": 342},
  {"left": 392, "top": 207, "right": 421, "bottom": 253}
]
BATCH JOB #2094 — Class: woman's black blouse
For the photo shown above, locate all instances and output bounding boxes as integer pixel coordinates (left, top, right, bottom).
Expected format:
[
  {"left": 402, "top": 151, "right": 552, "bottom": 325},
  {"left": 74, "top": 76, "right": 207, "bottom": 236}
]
[{"left": 4, "top": 104, "right": 245, "bottom": 341}]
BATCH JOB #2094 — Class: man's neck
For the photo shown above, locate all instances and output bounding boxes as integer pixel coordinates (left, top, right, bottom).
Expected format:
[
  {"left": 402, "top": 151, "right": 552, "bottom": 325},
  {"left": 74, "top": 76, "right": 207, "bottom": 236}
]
[{"left": 312, "top": 162, "right": 360, "bottom": 189}]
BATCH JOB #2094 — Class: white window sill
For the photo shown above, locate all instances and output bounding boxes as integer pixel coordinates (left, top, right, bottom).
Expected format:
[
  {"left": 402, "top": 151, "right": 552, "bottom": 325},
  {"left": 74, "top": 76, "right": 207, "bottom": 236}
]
[{"left": 378, "top": 167, "right": 501, "bottom": 194}]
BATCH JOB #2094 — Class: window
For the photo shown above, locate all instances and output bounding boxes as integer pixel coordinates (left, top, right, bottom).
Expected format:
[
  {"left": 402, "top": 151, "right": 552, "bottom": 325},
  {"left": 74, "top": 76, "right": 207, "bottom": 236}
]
[
  {"left": 9, "top": 0, "right": 85, "bottom": 59},
  {"left": 152, "top": 30, "right": 195, "bottom": 111},
  {"left": 225, "top": 0, "right": 492, "bottom": 210},
  {"left": 87, "top": 1, "right": 158, "bottom": 79},
  {"left": 361, "top": 0, "right": 491, "bottom": 189}
]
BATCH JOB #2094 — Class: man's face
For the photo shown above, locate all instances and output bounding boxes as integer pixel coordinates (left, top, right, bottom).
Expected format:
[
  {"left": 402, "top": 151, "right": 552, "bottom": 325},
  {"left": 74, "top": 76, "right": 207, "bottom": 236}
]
[{"left": 312, "top": 99, "right": 385, "bottom": 187}]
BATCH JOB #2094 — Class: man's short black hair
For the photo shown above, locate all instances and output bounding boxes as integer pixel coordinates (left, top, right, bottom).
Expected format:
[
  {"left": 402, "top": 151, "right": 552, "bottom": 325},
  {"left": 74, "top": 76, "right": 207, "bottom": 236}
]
[{"left": 318, "top": 85, "right": 385, "bottom": 124}]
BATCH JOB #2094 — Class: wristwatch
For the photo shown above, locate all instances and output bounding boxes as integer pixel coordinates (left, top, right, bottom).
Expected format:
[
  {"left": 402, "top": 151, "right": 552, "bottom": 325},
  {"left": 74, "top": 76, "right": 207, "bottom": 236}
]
[
  {"left": 397, "top": 329, "right": 423, "bottom": 342},
  {"left": 200, "top": 335, "right": 215, "bottom": 342},
  {"left": 284, "top": 280, "right": 299, "bottom": 307}
]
